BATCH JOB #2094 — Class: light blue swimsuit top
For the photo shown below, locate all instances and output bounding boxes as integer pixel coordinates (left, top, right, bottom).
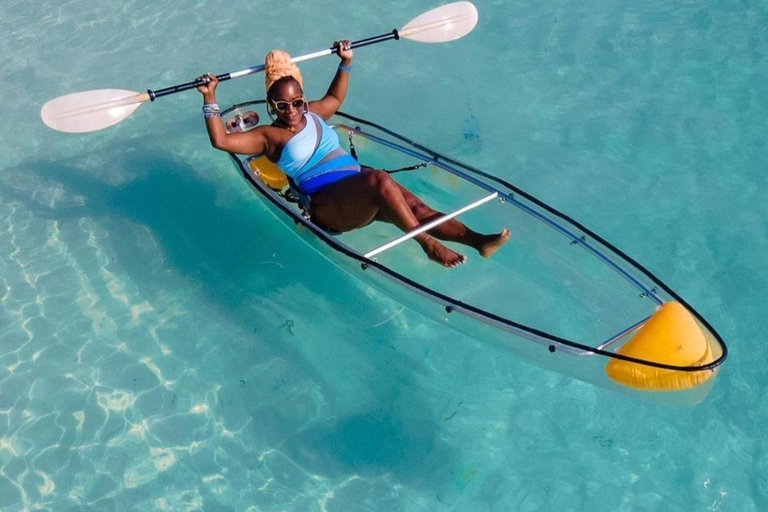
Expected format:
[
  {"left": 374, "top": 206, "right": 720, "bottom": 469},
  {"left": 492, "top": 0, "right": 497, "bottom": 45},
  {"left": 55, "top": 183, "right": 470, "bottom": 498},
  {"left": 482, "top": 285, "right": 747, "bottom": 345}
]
[{"left": 276, "top": 113, "right": 358, "bottom": 187}]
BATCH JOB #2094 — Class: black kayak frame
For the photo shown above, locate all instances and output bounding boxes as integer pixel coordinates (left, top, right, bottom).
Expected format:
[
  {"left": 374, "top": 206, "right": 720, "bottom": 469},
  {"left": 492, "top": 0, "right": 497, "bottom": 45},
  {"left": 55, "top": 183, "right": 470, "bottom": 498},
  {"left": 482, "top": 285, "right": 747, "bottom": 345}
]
[{"left": 224, "top": 100, "right": 727, "bottom": 374}]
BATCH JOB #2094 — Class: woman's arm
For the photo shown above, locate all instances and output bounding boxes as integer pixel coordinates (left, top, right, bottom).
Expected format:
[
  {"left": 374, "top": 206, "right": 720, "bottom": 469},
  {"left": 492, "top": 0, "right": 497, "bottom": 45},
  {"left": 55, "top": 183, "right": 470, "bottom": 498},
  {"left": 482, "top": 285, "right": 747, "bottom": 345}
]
[
  {"left": 309, "top": 40, "right": 353, "bottom": 120},
  {"left": 197, "top": 74, "right": 268, "bottom": 155}
]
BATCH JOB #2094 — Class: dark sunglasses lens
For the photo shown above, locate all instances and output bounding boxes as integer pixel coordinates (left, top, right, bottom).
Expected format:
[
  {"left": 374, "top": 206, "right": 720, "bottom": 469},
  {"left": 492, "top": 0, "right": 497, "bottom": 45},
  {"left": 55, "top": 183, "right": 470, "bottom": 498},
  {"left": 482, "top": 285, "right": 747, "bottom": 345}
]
[
  {"left": 292, "top": 99, "right": 305, "bottom": 109},
  {"left": 274, "top": 102, "right": 289, "bottom": 112}
]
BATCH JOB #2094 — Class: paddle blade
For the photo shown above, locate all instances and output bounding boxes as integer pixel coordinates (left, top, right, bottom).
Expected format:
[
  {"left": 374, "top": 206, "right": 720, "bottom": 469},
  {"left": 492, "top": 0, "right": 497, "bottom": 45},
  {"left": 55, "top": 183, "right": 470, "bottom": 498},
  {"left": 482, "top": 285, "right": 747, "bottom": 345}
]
[
  {"left": 41, "top": 89, "right": 149, "bottom": 133},
  {"left": 399, "top": 1, "right": 479, "bottom": 43}
]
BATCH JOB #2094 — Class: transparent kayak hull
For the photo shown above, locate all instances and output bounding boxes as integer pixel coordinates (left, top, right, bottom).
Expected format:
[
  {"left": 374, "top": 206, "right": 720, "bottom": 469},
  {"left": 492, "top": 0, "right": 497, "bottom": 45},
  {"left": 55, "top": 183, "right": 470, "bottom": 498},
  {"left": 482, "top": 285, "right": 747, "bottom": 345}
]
[{"left": 222, "top": 101, "right": 727, "bottom": 406}]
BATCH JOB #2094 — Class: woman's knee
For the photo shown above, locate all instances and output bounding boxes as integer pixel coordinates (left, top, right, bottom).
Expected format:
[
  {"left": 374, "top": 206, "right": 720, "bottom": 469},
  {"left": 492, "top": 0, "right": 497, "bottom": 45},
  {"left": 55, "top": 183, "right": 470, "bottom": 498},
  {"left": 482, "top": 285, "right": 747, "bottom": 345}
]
[
  {"left": 363, "top": 169, "right": 390, "bottom": 185},
  {"left": 364, "top": 170, "right": 398, "bottom": 197}
]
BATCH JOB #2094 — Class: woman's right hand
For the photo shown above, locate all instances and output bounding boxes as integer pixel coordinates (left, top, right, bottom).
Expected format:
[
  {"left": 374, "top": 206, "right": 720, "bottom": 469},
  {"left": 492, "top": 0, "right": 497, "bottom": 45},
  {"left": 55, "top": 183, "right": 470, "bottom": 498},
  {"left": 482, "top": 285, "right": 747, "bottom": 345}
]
[{"left": 196, "top": 73, "right": 218, "bottom": 95}]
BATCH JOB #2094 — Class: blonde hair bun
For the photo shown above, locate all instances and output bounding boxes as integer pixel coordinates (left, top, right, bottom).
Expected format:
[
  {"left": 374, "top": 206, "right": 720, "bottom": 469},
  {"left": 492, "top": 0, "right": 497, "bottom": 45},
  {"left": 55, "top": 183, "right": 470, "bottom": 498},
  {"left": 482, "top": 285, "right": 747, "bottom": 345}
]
[{"left": 264, "top": 50, "right": 303, "bottom": 94}]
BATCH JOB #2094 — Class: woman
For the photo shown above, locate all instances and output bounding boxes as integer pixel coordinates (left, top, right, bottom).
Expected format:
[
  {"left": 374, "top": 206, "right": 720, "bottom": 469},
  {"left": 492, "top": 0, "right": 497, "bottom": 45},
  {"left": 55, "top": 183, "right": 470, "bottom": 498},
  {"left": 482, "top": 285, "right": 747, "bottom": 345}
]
[{"left": 196, "top": 41, "right": 509, "bottom": 267}]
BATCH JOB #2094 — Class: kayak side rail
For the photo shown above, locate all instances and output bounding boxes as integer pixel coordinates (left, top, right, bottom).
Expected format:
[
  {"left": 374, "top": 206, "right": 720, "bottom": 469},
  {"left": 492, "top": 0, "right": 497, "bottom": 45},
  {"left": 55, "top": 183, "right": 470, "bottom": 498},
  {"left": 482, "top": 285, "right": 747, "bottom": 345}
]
[
  {"left": 332, "top": 122, "right": 664, "bottom": 305},
  {"left": 364, "top": 192, "right": 498, "bottom": 259},
  {"left": 331, "top": 109, "right": 725, "bottom": 372},
  {"left": 222, "top": 103, "right": 726, "bottom": 374},
  {"left": 228, "top": 148, "right": 725, "bottom": 372}
]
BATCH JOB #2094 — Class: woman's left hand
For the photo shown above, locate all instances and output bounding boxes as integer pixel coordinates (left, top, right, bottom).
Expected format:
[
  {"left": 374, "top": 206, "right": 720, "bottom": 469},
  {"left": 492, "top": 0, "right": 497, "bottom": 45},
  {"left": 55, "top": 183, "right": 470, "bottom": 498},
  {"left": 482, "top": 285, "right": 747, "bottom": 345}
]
[{"left": 334, "top": 40, "right": 353, "bottom": 61}]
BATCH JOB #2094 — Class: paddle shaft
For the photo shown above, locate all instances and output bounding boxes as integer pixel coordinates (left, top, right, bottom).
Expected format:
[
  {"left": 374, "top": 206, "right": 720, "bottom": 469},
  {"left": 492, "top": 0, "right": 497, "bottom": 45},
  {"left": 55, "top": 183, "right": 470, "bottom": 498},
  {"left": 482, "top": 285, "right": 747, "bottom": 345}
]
[{"left": 147, "top": 30, "right": 399, "bottom": 101}]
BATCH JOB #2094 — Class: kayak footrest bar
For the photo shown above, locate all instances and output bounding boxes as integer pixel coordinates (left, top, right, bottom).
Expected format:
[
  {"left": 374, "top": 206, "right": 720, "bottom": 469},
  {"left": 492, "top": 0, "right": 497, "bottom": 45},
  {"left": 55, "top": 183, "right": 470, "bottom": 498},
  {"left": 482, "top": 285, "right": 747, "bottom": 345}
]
[
  {"left": 586, "top": 315, "right": 651, "bottom": 355},
  {"left": 364, "top": 192, "right": 498, "bottom": 259}
]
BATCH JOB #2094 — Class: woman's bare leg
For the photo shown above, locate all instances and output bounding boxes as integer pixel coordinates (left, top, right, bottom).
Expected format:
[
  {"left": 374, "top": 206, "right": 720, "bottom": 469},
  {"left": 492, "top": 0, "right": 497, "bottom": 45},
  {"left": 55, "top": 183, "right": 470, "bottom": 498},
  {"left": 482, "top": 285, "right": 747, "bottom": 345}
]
[
  {"left": 310, "top": 170, "right": 466, "bottom": 267},
  {"left": 395, "top": 184, "right": 510, "bottom": 258}
]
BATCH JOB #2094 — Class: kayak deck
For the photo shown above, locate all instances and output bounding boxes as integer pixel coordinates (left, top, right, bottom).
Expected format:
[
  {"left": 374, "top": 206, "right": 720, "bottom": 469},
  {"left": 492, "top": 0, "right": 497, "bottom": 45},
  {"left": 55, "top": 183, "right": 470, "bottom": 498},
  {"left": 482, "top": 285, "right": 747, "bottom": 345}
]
[{"left": 222, "top": 101, "right": 727, "bottom": 405}]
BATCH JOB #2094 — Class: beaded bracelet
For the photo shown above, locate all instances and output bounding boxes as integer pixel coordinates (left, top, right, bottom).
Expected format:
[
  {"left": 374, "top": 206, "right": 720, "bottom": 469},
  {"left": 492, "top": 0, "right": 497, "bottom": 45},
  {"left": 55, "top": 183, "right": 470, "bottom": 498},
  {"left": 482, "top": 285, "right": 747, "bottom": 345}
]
[
  {"left": 338, "top": 64, "right": 352, "bottom": 72},
  {"left": 202, "top": 103, "right": 221, "bottom": 119}
]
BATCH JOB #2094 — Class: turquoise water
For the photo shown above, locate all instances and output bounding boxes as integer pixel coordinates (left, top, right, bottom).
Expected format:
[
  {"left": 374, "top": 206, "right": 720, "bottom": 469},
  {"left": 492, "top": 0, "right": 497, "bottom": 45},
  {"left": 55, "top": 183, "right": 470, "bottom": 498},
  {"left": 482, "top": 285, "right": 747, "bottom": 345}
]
[{"left": 1, "top": 0, "right": 766, "bottom": 510}]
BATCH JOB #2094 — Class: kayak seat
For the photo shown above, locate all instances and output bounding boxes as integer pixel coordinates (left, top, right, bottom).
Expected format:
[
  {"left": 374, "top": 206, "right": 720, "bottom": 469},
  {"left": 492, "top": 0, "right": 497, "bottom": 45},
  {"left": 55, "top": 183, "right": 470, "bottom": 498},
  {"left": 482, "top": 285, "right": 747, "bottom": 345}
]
[
  {"left": 248, "top": 156, "right": 289, "bottom": 190},
  {"left": 605, "top": 301, "right": 717, "bottom": 391}
]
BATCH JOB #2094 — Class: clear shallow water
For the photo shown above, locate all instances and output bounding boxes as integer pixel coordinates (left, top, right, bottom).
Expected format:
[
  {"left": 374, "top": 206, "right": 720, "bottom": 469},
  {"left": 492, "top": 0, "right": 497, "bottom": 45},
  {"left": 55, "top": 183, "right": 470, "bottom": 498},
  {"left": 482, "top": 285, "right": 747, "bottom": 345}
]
[{"left": 1, "top": 0, "right": 766, "bottom": 510}]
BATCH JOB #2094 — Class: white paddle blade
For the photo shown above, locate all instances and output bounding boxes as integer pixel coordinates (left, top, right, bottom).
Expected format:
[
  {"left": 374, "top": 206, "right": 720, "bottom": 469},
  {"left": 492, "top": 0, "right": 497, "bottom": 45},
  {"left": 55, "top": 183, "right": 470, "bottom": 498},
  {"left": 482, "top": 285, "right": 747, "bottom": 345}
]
[
  {"left": 399, "top": 1, "right": 479, "bottom": 43},
  {"left": 41, "top": 89, "right": 149, "bottom": 133}
]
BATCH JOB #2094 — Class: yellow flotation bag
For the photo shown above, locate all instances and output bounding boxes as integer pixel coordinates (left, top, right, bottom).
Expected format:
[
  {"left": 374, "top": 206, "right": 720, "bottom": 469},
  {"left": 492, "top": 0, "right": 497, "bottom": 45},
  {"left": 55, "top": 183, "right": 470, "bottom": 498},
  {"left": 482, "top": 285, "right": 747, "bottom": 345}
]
[
  {"left": 605, "top": 301, "right": 716, "bottom": 390},
  {"left": 248, "top": 156, "right": 289, "bottom": 190}
]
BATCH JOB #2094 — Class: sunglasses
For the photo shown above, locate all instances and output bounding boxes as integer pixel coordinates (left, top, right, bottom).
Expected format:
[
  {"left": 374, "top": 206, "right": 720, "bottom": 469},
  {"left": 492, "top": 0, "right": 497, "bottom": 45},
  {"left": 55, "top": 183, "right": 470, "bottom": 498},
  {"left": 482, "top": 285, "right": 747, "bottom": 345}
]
[{"left": 270, "top": 97, "right": 307, "bottom": 112}]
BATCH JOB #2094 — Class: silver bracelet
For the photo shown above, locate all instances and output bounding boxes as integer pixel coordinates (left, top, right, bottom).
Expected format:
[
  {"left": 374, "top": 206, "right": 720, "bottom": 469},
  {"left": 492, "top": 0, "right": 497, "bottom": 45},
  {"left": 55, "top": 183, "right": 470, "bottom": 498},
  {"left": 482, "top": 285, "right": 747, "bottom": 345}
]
[{"left": 202, "top": 103, "right": 221, "bottom": 119}]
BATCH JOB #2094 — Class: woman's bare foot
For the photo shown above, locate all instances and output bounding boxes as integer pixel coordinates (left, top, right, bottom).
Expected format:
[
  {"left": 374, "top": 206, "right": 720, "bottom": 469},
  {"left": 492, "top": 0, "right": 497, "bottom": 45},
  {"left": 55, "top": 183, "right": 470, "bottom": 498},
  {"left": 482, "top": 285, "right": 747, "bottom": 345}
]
[
  {"left": 421, "top": 237, "right": 466, "bottom": 268},
  {"left": 478, "top": 229, "right": 511, "bottom": 258}
]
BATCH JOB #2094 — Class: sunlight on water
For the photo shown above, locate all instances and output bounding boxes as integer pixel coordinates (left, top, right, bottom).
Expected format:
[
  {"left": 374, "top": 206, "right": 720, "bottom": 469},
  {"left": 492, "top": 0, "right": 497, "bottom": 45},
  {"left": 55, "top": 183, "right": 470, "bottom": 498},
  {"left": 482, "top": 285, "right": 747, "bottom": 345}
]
[{"left": 0, "top": 0, "right": 766, "bottom": 510}]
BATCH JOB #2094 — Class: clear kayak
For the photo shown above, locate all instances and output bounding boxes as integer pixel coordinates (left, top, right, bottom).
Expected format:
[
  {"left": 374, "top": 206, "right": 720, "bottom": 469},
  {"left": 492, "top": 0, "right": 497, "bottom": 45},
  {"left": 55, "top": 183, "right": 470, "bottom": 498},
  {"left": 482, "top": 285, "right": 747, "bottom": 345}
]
[{"left": 221, "top": 100, "right": 727, "bottom": 406}]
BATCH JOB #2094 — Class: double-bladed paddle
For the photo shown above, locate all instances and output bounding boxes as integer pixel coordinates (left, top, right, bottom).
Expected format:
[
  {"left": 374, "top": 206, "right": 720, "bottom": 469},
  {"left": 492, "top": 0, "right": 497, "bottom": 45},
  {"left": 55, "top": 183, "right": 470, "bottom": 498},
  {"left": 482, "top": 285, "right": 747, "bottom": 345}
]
[{"left": 41, "top": 2, "right": 478, "bottom": 133}]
